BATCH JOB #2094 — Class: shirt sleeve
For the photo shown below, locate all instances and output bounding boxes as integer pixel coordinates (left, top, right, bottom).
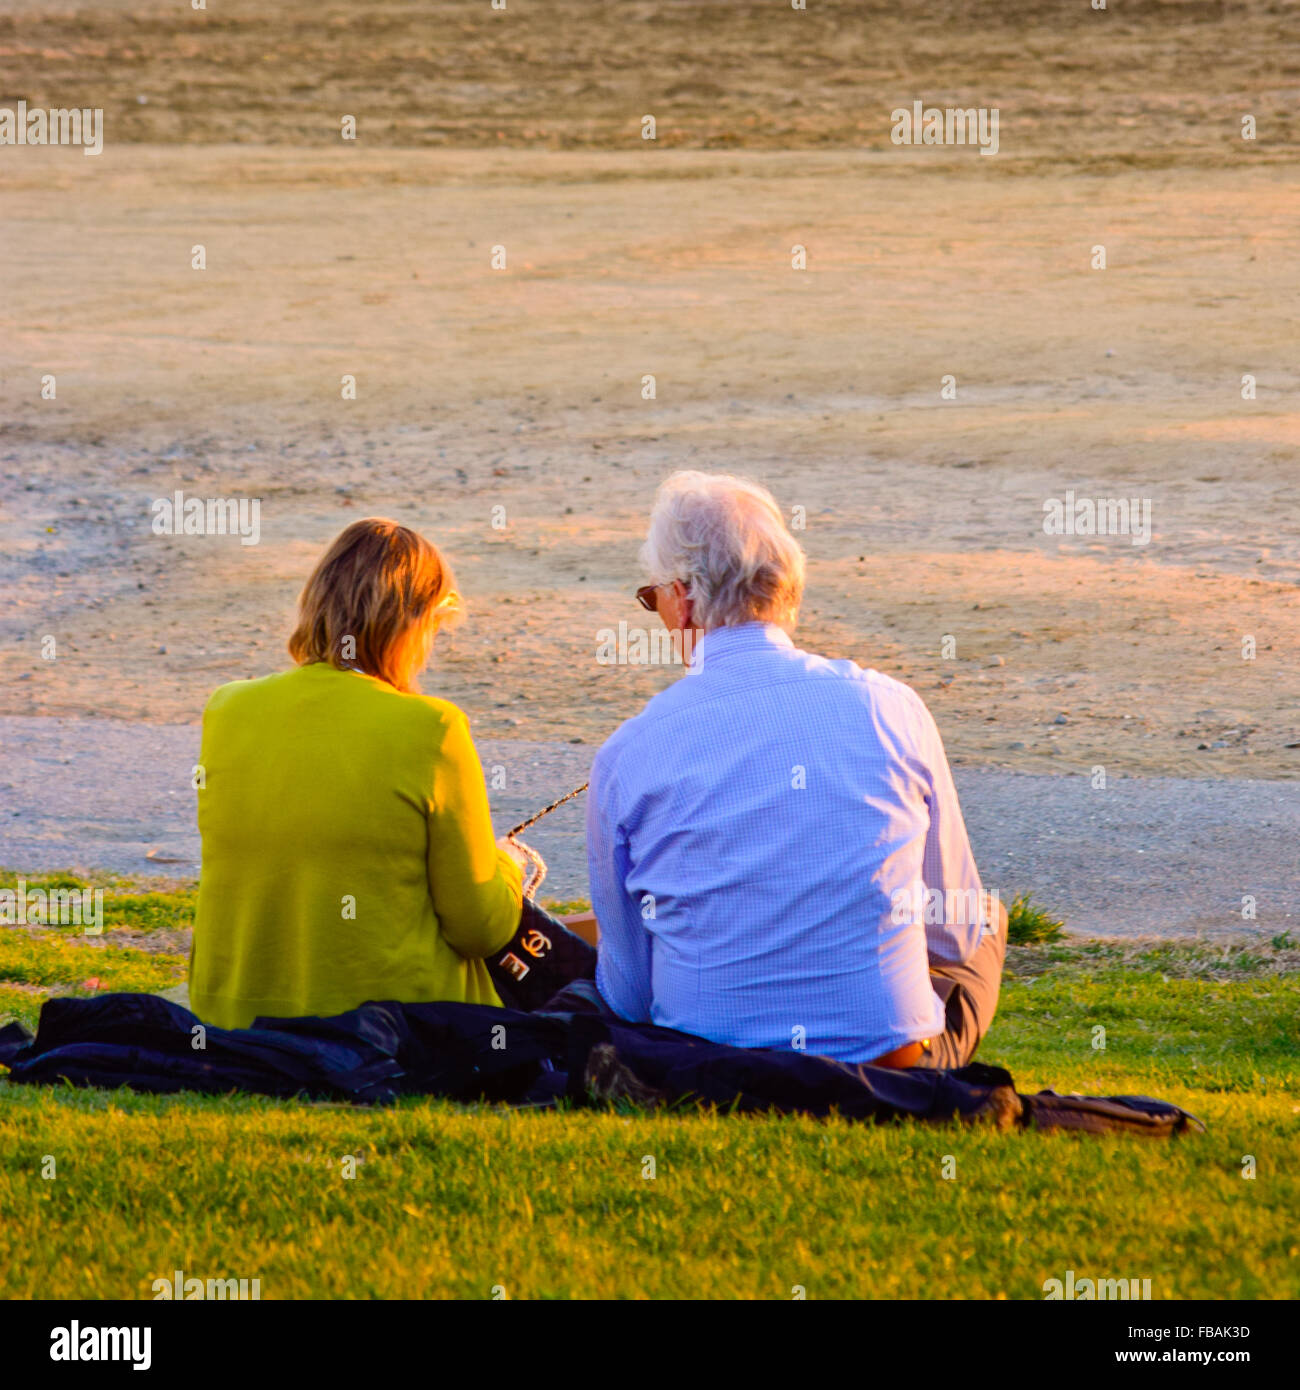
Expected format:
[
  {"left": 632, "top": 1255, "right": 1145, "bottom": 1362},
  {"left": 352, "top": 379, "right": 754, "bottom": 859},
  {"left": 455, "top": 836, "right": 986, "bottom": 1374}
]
[
  {"left": 914, "top": 696, "right": 988, "bottom": 966},
  {"left": 427, "top": 709, "right": 522, "bottom": 959},
  {"left": 588, "top": 743, "right": 654, "bottom": 1022}
]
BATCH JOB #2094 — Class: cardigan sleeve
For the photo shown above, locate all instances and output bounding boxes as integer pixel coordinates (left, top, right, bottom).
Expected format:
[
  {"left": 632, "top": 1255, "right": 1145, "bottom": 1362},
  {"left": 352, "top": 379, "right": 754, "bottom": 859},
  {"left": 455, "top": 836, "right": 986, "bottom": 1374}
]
[{"left": 427, "top": 708, "right": 522, "bottom": 958}]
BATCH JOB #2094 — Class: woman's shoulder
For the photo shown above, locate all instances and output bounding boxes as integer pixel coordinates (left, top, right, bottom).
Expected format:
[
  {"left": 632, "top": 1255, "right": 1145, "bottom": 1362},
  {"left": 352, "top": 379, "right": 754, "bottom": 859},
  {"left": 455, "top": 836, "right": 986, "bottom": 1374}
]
[
  {"left": 201, "top": 670, "right": 282, "bottom": 717},
  {"left": 201, "top": 665, "right": 472, "bottom": 743},
  {"left": 396, "top": 688, "right": 469, "bottom": 733},
  {"left": 342, "top": 673, "right": 471, "bottom": 742}
]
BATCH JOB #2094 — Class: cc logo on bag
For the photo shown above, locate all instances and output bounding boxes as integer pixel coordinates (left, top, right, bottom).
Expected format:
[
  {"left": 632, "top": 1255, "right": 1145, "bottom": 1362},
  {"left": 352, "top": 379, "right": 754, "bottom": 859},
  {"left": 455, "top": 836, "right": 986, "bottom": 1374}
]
[{"left": 521, "top": 929, "right": 551, "bottom": 958}]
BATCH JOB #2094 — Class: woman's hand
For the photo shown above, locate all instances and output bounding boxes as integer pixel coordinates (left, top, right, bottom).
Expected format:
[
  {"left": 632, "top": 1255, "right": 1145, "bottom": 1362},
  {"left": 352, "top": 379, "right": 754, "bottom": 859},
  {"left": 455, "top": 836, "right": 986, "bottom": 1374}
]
[{"left": 496, "top": 836, "right": 530, "bottom": 870}]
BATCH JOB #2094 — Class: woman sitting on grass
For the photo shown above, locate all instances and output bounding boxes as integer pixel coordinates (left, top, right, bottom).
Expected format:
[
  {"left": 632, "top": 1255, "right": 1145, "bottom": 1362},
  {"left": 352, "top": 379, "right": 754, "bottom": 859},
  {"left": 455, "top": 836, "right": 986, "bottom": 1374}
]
[{"left": 189, "top": 517, "right": 576, "bottom": 1030}]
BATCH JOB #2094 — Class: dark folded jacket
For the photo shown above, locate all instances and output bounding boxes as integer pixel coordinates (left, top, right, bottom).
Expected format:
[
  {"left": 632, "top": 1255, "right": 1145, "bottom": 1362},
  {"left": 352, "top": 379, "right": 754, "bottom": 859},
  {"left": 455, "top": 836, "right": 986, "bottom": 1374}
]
[{"left": 0, "top": 994, "right": 1204, "bottom": 1136}]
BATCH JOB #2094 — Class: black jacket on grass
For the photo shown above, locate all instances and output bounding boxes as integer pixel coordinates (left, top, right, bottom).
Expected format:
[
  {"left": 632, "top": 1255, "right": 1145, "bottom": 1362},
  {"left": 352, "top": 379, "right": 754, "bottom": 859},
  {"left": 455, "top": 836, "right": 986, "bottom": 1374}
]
[{"left": 0, "top": 993, "right": 1203, "bottom": 1136}]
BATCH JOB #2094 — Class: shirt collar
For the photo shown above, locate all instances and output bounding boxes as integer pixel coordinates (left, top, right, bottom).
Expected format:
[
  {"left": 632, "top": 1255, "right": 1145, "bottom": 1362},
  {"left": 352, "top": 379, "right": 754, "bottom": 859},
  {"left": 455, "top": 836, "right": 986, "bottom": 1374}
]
[{"left": 689, "top": 622, "right": 795, "bottom": 670}]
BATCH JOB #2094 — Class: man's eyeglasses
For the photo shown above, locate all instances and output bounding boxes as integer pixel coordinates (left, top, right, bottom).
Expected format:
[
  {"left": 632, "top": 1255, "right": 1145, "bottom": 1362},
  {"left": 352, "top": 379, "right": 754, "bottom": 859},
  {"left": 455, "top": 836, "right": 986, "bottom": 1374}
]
[{"left": 635, "top": 584, "right": 660, "bottom": 613}]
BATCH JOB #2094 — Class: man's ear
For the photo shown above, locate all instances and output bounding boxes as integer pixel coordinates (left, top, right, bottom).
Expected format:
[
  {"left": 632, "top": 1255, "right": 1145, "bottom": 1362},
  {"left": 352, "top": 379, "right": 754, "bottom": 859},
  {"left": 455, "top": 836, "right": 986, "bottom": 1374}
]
[{"left": 673, "top": 580, "right": 694, "bottom": 627}]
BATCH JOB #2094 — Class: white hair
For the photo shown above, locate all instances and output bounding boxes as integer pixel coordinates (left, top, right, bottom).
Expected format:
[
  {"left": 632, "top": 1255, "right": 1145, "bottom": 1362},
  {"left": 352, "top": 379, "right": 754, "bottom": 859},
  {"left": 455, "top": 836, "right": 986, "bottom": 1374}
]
[{"left": 639, "top": 471, "right": 805, "bottom": 631}]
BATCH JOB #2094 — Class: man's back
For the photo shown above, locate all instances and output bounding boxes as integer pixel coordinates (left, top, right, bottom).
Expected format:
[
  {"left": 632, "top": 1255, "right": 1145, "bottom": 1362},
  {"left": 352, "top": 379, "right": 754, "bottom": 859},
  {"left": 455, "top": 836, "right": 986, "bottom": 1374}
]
[{"left": 587, "top": 622, "right": 986, "bottom": 1063}]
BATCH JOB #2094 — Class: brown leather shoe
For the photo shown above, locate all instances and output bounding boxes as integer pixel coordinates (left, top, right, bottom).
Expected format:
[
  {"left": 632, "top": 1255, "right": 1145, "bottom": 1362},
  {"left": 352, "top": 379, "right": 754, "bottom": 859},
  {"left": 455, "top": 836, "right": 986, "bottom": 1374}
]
[{"left": 958, "top": 1084, "right": 1025, "bottom": 1131}]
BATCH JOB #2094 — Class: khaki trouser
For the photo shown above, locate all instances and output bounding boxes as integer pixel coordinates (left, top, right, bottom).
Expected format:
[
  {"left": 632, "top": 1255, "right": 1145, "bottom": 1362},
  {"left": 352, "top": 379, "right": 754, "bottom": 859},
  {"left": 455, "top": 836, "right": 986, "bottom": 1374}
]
[{"left": 911, "top": 910, "right": 1009, "bottom": 1070}]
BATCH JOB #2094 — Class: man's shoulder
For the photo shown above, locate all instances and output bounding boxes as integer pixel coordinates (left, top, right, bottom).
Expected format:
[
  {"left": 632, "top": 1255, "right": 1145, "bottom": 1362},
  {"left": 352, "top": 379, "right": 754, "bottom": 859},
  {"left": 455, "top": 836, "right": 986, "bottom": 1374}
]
[
  {"left": 594, "top": 646, "right": 932, "bottom": 775},
  {"left": 593, "top": 692, "right": 670, "bottom": 769},
  {"left": 831, "top": 660, "right": 938, "bottom": 745},
  {"left": 791, "top": 645, "right": 930, "bottom": 715},
  {"left": 591, "top": 674, "right": 701, "bottom": 787},
  {"left": 850, "top": 663, "right": 929, "bottom": 714}
]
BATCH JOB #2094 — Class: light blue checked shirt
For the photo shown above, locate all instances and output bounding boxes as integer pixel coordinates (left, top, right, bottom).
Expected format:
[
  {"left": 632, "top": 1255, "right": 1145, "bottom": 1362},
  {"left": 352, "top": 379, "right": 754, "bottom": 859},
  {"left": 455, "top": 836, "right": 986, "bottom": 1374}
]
[{"left": 587, "top": 622, "right": 989, "bottom": 1063}]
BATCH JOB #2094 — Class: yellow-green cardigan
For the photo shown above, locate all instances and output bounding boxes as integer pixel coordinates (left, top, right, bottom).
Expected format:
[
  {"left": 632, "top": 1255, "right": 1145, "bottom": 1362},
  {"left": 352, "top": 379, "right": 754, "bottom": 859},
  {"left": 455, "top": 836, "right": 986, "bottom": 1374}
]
[{"left": 190, "top": 662, "right": 522, "bottom": 1030}]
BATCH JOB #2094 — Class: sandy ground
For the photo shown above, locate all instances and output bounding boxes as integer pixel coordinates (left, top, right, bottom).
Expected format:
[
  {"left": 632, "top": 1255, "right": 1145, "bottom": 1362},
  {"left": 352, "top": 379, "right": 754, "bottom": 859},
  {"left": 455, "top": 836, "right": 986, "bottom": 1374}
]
[
  {"left": 0, "top": 1, "right": 1297, "bottom": 910},
  {"left": 2, "top": 145, "right": 1297, "bottom": 776}
]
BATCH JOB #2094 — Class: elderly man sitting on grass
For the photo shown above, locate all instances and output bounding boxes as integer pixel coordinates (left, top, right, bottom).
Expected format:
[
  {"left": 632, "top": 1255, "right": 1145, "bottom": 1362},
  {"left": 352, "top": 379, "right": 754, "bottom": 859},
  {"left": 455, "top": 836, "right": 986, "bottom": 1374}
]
[{"left": 584, "top": 470, "right": 1008, "bottom": 1070}]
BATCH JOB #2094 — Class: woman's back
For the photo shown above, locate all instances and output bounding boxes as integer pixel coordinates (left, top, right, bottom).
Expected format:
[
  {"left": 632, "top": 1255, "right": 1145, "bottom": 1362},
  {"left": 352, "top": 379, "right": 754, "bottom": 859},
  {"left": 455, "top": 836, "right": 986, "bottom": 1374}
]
[{"left": 190, "top": 662, "right": 521, "bottom": 1029}]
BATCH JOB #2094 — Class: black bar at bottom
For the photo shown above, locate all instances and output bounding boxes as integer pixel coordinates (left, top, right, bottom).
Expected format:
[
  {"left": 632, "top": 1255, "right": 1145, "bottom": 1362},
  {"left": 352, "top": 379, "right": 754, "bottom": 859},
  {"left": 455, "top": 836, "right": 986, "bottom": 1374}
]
[{"left": 0, "top": 1297, "right": 1279, "bottom": 1376}]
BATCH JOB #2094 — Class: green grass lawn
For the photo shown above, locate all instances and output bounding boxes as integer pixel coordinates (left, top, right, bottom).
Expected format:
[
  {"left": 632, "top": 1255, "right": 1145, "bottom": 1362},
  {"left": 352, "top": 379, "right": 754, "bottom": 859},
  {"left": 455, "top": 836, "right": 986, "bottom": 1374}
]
[{"left": 1, "top": 871, "right": 1297, "bottom": 1299}]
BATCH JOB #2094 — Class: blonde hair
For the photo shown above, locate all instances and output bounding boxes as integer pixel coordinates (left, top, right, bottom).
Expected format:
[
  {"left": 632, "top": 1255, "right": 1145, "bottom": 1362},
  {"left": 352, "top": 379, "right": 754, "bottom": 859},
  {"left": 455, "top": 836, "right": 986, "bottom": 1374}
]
[
  {"left": 288, "top": 518, "right": 461, "bottom": 692},
  {"left": 639, "top": 472, "right": 805, "bottom": 630}
]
